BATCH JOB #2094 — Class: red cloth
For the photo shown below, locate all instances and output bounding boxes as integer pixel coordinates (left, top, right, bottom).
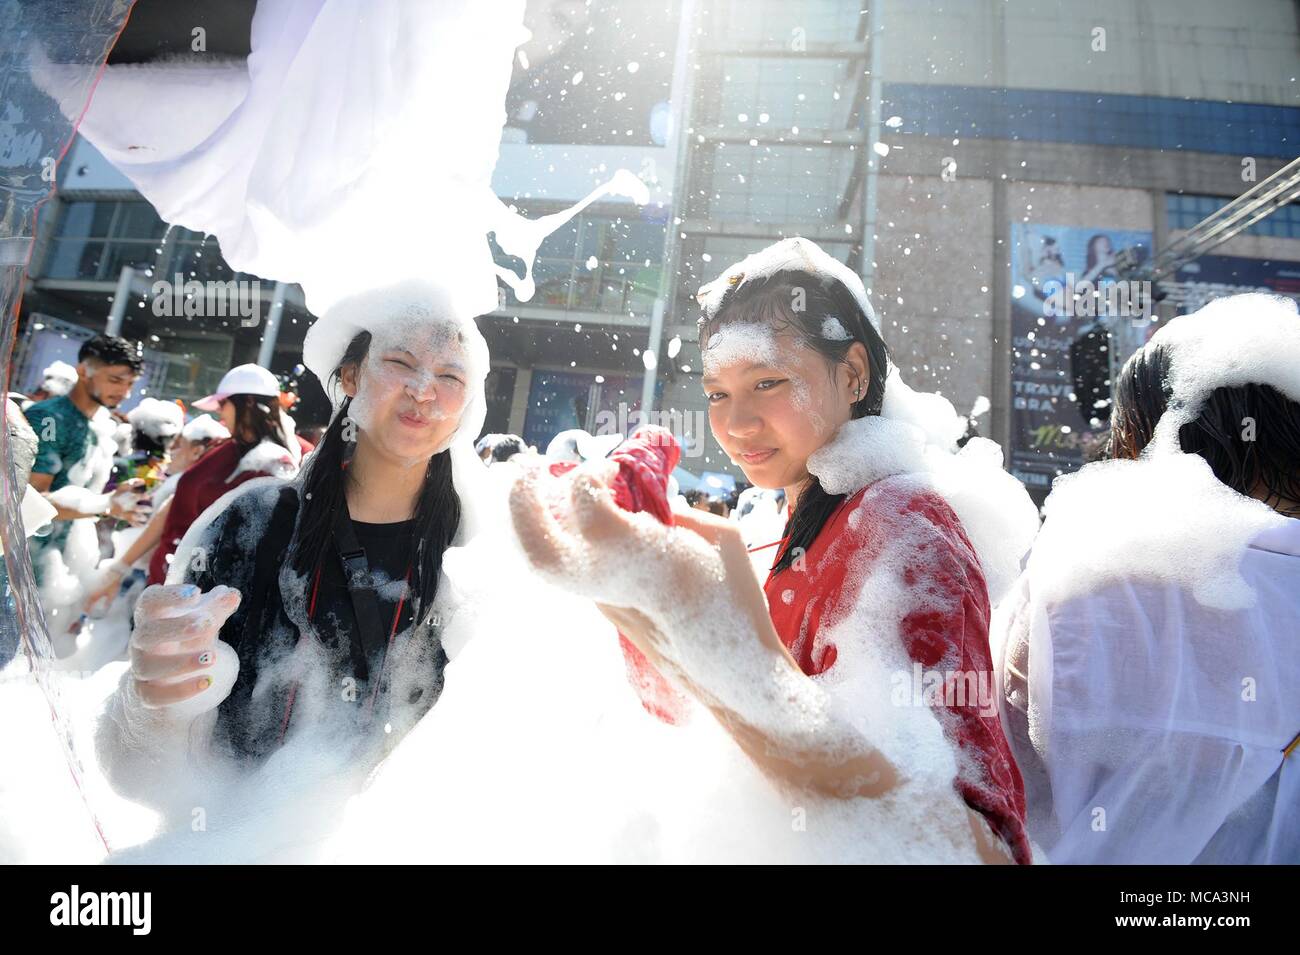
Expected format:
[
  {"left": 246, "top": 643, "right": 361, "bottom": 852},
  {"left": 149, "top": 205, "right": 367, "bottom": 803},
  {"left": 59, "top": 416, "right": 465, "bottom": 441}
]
[
  {"left": 762, "top": 478, "right": 1033, "bottom": 864},
  {"left": 550, "top": 426, "right": 690, "bottom": 723},
  {"left": 147, "top": 436, "right": 313, "bottom": 585}
]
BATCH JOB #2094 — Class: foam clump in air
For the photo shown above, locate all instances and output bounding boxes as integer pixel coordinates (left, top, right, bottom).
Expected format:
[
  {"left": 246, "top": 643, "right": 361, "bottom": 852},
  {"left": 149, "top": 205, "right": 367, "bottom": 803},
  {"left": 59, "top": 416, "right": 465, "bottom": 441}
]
[
  {"left": 39, "top": 360, "right": 79, "bottom": 397},
  {"left": 45, "top": 0, "right": 529, "bottom": 318}
]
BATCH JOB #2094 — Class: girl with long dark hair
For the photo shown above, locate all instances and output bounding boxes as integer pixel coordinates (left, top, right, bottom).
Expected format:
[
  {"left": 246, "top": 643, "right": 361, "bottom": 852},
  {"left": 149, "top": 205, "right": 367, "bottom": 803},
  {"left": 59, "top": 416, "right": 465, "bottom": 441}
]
[
  {"left": 994, "top": 293, "right": 1300, "bottom": 863},
  {"left": 509, "top": 238, "right": 1038, "bottom": 863},
  {"left": 99, "top": 282, "right": 486, "bottom": 780}
]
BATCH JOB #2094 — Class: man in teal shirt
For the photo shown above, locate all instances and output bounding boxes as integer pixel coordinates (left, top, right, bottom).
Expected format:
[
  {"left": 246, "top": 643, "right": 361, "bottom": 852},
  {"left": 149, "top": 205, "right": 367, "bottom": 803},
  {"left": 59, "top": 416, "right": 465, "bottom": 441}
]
[{"left": 25, "top": 335, "right": 151, "bottom": 580}]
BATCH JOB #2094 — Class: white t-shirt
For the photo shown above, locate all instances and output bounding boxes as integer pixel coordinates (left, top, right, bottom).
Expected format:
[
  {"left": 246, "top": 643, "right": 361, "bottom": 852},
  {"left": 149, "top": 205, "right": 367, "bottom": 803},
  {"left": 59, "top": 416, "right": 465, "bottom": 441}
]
[{"left": 993, "top": 518, "right": 1300, "bottom": 864}]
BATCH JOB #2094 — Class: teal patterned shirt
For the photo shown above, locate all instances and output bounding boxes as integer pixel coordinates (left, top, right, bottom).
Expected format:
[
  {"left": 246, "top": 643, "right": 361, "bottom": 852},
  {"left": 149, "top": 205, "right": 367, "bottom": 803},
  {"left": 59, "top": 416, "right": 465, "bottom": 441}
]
[
  {"left": 25, "top": 394, "right": 101, "bottom": 570},
  {"left": 26, "top": 395, "right": 98, "bottom": 492}
]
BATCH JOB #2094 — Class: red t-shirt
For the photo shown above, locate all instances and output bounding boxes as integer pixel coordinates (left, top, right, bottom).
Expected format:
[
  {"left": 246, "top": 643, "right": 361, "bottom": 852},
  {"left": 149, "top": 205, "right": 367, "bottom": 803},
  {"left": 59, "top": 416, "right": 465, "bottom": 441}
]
[
  {"left": 761, "top": 477, "right": 1032, "bottom": 864},
  {"left": 148, "top": 436, "right": 313, "bottom": 585}
]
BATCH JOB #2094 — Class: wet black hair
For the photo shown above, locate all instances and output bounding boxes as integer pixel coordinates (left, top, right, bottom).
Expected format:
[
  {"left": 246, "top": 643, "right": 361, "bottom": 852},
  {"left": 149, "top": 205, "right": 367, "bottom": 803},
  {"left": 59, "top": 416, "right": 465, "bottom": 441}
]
[
  {"left": 1108, "top": 341, "right": 1300, "bottom": 515},
  {"left": 698, "top": 268, "right": 891, "bottom": 573},
  {"left": 292, "top": 331, "right": 461, "bottom": 626},
  {"left": 78, "top": 335, "right": 144, "bottom": 374}
]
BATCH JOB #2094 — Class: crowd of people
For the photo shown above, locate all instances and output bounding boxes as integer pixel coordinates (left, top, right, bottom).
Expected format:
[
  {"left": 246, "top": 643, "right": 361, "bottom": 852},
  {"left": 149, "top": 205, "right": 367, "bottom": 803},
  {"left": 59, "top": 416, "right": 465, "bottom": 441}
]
[{"left": 4, "top": 238, "right": 1297, "bottom": 865}]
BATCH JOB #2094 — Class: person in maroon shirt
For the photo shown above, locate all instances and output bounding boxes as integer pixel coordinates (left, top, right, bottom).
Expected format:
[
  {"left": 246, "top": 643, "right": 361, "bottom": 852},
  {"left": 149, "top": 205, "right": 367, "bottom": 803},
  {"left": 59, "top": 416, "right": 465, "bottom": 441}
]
[
  {"left": 148, "top": 365, "right": 313, "bottom": 585},
  {"left": 511, "top": 238, "right": 1031, "bottom": 863}
]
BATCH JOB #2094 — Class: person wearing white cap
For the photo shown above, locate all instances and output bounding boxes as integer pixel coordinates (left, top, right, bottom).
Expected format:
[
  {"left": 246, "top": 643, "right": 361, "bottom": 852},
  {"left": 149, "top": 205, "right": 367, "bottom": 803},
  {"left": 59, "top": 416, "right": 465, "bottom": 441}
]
[
  {"left": 144, "top": 363, "right": 311, "bottom": 587},
  {"left": 98, "top": 280, "right": 490, "bottom": 796},
  {"left": 991, "top": 294, "right": 1300, "bottom": 864},
  {"left": 191, "top": 363, "right": 282, "bottom": 415}
]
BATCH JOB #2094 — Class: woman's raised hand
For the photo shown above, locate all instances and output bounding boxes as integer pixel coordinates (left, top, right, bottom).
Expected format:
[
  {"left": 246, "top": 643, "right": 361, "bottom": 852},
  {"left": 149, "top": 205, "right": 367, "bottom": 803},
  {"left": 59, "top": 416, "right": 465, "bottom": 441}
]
[
  {"left": 130, "top": 583, "right": 241, "bottom": 709},
  {"left": 507, "top": 460, "right": 760, "bottom": 645},
  {"left": 509, "top": 459, "right": 899, "bottom": 802}
]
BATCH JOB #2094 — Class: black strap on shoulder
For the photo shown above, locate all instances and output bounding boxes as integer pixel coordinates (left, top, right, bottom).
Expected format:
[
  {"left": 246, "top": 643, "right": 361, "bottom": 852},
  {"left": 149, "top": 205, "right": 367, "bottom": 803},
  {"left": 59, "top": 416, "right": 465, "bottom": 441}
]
[
  {"left": 241, "top": 485, "right": 300, "bottom": 655},
  {"left": 331, "top": 505, "right": 386, "bottom": 684}
]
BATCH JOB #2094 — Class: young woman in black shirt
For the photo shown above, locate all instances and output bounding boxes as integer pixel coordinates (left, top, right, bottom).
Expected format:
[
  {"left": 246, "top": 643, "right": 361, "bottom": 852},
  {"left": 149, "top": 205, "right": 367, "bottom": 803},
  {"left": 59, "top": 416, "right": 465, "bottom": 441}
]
[{"left": 99, "top": 282, "right": 489, "bottom": 775}]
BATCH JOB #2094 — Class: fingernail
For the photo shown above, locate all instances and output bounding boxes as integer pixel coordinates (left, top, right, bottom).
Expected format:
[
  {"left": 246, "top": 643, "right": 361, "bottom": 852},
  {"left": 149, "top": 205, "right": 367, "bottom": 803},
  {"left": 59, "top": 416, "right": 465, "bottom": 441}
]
[
  {"left": 180, "top": 584, "right": 198, "bottom": 597},
  {"left": 197, "top": 651, "right": 213, "bottom": 666},
  {"left": 199, "top": 676, "right": 212, "bottom": 689}
]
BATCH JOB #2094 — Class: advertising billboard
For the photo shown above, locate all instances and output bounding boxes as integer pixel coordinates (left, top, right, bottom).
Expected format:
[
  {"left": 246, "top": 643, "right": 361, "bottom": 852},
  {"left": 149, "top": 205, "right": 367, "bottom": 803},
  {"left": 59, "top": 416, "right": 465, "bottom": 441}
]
[{"left": 1009, "top": 224, "right": 1153, "bottom": 495}]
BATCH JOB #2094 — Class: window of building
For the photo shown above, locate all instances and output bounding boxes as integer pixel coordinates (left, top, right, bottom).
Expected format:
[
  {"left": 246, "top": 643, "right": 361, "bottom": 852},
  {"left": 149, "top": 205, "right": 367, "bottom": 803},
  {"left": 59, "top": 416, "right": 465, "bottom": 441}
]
[
  {"left": 1167, "top": 192, "right": 1300, "bottom": 238},
  {"left": 708, "top": 0, "right": 864, "bottom": 49},
  {"left": 43, "top": 199, "right": 166, "bottom": 281},
  {"left": 717, "top": 57, "right": 857, "bottom": 130},
  {"left": 702, "top": 143, "right": 856, "bottom": 223},
  {"left": 41, "top": 197, "right": 250, "bottom": 283}
]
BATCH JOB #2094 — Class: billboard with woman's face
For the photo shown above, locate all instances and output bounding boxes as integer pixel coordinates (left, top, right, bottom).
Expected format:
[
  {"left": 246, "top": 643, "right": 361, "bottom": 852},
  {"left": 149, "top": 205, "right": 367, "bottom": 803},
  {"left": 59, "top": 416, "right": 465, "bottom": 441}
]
[{"left": 1009, "top": 224, "right": 1153, "bottom": 497}]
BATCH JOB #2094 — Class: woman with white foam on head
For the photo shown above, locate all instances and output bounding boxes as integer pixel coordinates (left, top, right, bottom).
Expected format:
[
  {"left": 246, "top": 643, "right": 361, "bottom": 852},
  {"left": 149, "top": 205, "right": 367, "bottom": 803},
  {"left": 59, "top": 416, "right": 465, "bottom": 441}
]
[
  {"left": 993, "top": 293, "right": 1300, "bottom": 864},
  {"left": 509, "top": 237, "right": 1038, "bottom": 864},
  {"left": 97, "top": 281, "right": 489, "bottom": 803}
]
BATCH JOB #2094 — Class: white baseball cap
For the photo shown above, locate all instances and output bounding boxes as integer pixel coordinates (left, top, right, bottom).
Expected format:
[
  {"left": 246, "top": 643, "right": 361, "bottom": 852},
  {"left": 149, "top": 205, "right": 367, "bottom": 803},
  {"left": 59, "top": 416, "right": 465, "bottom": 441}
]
[{"left": 193, "top": 363, "right": 281, "bottom": 412}]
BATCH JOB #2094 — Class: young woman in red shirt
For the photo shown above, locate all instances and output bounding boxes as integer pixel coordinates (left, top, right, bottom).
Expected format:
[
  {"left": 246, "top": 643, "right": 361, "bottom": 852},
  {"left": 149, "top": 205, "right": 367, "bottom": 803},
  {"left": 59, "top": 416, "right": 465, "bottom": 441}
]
[{"left": 511, "top": 237, "right": 1035, "bottom": 863}]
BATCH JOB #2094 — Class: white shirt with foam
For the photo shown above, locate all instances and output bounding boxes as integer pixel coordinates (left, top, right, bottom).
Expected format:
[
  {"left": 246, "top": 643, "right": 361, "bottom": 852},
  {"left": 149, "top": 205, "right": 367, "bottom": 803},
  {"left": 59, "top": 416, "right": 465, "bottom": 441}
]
[{"left": 995, "top": 517, "right": 1300, "bottom": 864}]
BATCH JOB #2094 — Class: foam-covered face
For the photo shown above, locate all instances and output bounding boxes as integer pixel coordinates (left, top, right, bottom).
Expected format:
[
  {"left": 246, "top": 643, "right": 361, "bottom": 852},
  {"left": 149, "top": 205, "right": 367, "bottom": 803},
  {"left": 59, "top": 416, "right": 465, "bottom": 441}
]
[
  {"left": 81, "top": 361, "right": 137, "bottom": 409},
  {"left": 342, "top": 324, "right": 469, "bottom": 465},
  {"left": 702, "top": 323, "right": 863, "bottom": 491}
]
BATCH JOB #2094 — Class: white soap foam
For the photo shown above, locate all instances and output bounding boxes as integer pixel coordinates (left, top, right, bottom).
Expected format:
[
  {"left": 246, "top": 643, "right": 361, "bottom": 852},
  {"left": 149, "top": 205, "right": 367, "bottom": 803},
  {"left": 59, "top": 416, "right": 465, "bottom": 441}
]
[
  {"left": 126, "top": 398, "right": 184, "bottom": 441},
  {"left": 809, "top": 368, "right": 1040, "bottom": 604},
  {"left": 180, "top": 414, "right": 231, "bottom": 443},
  {"left": 1149, "top": 292, "right": 1300, "bottom": 453},
  {"left": 696, "top": 236, "right": 879, "bottom": 332},
  {"left": 1024, "top": 293, "right": 1300, "bottom": 612}
]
